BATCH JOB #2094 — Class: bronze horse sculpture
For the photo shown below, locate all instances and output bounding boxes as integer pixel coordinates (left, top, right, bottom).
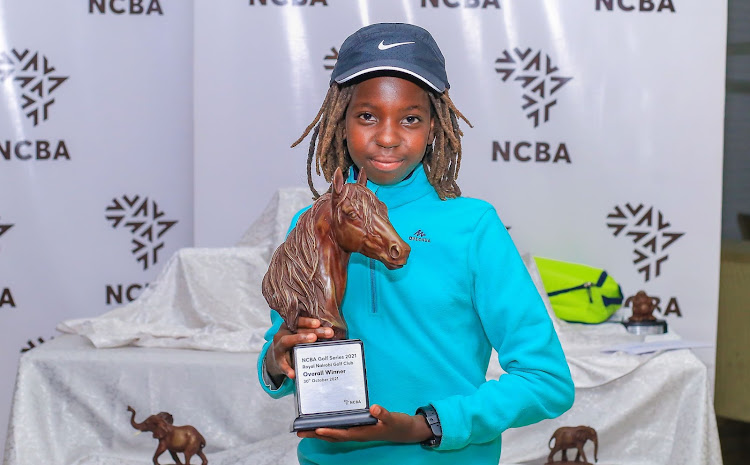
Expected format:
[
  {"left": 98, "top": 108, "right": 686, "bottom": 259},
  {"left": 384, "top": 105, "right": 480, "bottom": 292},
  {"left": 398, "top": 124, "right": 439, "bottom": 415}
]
[
  {"left": 128, "top": 406, "right": 208, "bottom": 465},
  {"left": 262, "top": 167, "right": 410, "bottom": 340}
]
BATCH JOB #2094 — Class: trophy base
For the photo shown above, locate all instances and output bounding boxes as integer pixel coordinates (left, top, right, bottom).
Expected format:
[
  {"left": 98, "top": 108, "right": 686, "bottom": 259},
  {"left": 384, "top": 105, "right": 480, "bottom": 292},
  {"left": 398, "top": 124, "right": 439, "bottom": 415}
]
[
  {"left": 292, "top": 409, "right": 377, "bottom": 431},
  {"left": 623, "top": 319, "right": 667, "bottom": 335}
]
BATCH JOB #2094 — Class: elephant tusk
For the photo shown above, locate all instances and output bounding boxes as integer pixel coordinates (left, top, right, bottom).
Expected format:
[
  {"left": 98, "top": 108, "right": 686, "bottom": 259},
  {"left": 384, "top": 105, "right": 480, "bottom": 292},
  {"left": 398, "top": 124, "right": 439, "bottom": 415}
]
[{"left": 133, "top": 431, "right": 142, "bottom": 436}]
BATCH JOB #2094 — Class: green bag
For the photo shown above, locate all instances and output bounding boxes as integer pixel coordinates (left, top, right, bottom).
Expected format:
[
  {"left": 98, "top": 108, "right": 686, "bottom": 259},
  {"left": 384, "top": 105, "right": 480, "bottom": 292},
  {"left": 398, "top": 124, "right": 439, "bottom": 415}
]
[{"left": 533, "top": 256, "right": 624, "bottom": 323}]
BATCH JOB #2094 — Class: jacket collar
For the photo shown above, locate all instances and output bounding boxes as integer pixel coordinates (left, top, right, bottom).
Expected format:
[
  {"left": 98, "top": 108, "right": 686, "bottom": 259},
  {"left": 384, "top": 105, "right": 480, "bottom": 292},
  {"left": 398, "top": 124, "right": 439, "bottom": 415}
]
[{"left": 347, "top": 164, "right": 437, "bottom": 209}]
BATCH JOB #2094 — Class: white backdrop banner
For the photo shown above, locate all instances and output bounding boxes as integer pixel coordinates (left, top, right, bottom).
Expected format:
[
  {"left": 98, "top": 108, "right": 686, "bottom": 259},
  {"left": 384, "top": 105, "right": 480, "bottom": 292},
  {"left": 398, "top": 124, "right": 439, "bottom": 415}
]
[
  {"left": 0, "top": 0, "right": 727, "bottom": 460},
  {"left": 194, "top": 0, "right": 725, "bottom": 376},
  {"left": 0, "top": 0, "right": 193, "bottom": 457}
]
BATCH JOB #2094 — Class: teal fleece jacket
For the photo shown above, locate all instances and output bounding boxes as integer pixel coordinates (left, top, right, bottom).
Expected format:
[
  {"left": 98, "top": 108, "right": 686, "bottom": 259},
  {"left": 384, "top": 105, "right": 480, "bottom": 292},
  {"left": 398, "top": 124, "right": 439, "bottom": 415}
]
[{"left": 257, "top": 164, "right": 574, "bottom": 464}]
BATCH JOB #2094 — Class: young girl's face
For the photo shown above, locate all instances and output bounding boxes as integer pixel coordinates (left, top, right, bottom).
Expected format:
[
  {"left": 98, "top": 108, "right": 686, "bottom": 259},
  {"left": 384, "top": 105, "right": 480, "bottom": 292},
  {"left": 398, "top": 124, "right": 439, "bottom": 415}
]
[{"left": 344, "top": 76, "right": 435, "bottom": 186}]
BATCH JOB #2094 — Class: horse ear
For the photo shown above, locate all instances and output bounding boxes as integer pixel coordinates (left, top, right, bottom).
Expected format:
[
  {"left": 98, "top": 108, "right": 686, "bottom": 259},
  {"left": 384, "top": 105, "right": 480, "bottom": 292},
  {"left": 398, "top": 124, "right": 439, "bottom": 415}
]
[
  {"left": 358, "top": 168, "right": 367, "bottom": 186},
  {"left": 332, "top": 167, "right": 344, "bottom": 196}
]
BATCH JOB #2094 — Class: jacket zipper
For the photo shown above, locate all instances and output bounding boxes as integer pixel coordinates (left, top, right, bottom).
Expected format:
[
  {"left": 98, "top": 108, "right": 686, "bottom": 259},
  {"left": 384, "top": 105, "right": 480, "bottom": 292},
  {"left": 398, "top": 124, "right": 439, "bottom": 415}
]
[
  {"left": 370, "top": 259, "right": 378, "bottom": 313},
  {"left": 370, "top": 184, "right": 380, "bottom": 314}
]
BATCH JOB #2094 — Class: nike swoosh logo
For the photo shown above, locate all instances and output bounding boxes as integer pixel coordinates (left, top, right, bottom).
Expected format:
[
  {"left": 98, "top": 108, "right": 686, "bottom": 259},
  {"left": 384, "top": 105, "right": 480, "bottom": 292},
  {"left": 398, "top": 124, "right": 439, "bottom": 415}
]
[{"left": 378, "top": 40, "right": 415, "bottom": 51}]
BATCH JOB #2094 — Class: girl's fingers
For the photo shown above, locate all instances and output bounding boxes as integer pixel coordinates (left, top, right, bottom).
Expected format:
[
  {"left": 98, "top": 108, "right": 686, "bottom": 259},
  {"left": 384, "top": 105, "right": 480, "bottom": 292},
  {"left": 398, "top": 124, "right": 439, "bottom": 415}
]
[
  {"left": 370, "top": 404, "right": 387, "bottom": 421},
  {"left": 279, "top": 332, "right": 316, "bottom": 349},
  {"left": 296, "top": 327, "right": 335, "bottom": 338},
  {"left": 296, "top": 317, "right": 321, "bottom": 328}
]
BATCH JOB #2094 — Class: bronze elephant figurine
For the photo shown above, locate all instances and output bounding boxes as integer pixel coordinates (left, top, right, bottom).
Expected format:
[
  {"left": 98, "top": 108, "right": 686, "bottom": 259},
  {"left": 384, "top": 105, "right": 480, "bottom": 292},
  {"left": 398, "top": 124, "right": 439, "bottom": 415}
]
[
  {"left": 625, "top": 290, "right": 659, "bottom": 322},
  {"left": 547, "top": 425, "right": 598, "bottom": 464},
  {"left": 128, "top": 406, "right": 208, "bottom": 465}
]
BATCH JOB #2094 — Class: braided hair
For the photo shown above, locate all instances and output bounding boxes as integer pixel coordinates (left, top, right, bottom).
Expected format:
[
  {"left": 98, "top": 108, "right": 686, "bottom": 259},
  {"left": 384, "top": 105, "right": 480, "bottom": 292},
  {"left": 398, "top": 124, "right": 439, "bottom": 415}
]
[{"left": 291, "top": 81, "right": 472, "bottom": 200}]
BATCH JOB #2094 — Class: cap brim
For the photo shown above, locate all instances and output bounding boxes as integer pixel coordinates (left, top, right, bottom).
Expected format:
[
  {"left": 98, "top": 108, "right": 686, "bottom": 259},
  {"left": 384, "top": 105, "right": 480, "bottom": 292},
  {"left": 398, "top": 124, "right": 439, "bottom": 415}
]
[{"left": 334, "top": 64, "right": 446, "bottom": 92}]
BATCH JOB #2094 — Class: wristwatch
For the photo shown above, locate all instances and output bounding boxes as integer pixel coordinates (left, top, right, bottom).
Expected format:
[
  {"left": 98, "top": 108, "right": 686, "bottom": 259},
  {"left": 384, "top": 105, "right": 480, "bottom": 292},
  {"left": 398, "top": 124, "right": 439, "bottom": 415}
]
[{"left": 415, "top": 405, "right": 442, "bottom": 448}]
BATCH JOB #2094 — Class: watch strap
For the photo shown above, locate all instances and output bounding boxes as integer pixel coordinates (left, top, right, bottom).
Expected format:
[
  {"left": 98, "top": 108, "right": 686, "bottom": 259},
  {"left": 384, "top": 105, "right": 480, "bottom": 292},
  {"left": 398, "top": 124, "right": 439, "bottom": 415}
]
[{"left": 416, "top": 404, "right": 442, "bottom": 448}]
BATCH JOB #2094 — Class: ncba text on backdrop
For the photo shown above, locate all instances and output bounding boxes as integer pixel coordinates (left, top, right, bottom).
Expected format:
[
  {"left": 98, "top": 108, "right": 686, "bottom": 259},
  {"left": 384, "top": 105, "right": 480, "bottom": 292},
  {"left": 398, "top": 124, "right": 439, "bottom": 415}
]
[
  {"left": 0, "top": 140, "right": 69, "bottom": 161},
  {"left": 88, "top": 0, "right": 164, "bottom": 15}
]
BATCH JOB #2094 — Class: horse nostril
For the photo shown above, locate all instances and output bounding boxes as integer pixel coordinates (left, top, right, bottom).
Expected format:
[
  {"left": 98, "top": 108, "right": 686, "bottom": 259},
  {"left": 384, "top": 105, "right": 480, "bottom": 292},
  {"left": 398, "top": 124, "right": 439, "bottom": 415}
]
[{"left": 389, "top": 245, "right": 400, "bottom": 259}]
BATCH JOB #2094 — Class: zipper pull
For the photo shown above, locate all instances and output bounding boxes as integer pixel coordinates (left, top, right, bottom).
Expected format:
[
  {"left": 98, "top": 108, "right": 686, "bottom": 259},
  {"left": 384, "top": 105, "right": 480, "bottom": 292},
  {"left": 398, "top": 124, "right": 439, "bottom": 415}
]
[{"left": 584, "top": 282, "right": 593, "bottom": 303}]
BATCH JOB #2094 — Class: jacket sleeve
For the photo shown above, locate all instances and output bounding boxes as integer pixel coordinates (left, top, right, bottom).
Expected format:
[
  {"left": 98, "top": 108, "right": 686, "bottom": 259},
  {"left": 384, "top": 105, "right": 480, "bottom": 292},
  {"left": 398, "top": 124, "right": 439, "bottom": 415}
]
[
  {"left": 430, "top": 208, "right": 575, "bottom": 451},
  {"left": 256, "top": 206, "right": 312, "bottom": 398}
]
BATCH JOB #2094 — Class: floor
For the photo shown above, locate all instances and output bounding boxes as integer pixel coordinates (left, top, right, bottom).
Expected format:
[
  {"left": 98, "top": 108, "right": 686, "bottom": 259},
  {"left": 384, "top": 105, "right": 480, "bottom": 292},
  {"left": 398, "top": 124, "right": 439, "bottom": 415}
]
[{"left": 717, "top": 416, "right": 750, "bottom": 465}]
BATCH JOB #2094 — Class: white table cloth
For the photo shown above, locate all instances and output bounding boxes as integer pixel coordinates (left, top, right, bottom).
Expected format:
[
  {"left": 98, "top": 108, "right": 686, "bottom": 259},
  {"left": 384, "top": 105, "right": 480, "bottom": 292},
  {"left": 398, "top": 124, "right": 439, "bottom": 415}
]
[
  {"left": 3, "top": 188, "right": 722, "bottom": 465},
  {"left": 3, "top": 330, "right": 721, "bottom": 465}
]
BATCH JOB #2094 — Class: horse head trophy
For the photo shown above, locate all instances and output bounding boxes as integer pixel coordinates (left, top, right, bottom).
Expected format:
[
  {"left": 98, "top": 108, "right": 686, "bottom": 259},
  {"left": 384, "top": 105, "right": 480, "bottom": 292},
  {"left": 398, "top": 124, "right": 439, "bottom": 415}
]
[{"left": 262, "top": 167, "right": 410, "bottom": 340}]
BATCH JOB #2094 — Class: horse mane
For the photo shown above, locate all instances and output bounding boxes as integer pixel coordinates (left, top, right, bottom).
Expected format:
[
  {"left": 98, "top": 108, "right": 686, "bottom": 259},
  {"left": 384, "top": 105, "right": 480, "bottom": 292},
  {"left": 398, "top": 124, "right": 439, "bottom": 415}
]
[
  {"left": 262, "top": 193, "right": 331, "bottom": 330},
  {"left": 332, "top": 181, "right": 387, "bottom": 234}
]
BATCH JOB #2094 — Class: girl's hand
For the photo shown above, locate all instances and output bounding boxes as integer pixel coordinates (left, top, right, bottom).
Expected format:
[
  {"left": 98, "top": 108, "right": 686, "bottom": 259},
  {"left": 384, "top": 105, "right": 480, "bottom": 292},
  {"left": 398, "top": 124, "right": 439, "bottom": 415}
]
[
  {"left": 265, "top": 317, "right": 334, "bottom": 381},
  {"left": 296, "top": 404, "right": 433, "bottom": 444}
]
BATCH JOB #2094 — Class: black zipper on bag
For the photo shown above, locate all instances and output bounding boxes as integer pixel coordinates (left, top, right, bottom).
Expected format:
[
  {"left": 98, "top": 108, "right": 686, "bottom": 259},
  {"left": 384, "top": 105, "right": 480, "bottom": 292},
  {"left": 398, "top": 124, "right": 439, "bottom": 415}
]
[
  {"left": 548, "top": 282, "right": 594, "bottom": 303},
  {"left": 546, "top": 271, "right": 626, "bottom": 308},
  {"left": 547, "top": 271, "right": 610, "bottom": 303}
]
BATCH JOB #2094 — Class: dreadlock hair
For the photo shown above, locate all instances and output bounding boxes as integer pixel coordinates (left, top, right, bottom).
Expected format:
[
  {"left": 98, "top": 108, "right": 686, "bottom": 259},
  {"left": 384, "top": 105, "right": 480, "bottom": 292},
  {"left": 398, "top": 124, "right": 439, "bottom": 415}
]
[{"left": 291, "top": 81, "right": 472, "bottom": 200}]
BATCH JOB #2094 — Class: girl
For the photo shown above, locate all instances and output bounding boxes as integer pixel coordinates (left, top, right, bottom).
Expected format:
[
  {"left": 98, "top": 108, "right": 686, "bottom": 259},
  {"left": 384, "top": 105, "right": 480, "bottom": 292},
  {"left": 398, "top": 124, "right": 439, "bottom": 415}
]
[{"left": 258, "top": 22, "right": 574, "bottom": 465}]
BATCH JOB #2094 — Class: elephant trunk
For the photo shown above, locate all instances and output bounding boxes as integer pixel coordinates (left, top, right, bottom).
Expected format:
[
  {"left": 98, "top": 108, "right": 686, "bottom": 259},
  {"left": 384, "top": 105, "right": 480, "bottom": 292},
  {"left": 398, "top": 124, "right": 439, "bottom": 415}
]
[{"left": 127, "top": 406, "right": 147, "bottom": 431}]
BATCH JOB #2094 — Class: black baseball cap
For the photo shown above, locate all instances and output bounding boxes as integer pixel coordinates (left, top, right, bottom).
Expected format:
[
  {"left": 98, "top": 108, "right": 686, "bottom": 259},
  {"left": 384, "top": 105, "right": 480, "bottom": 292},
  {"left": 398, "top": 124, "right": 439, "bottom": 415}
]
[{"left": 330, "top": 23, "right": 450, "bottom": 92}]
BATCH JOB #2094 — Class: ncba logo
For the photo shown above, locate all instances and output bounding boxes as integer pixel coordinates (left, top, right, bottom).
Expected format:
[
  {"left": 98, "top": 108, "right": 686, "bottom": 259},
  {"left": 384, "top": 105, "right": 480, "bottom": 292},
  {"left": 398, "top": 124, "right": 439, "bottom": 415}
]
[
  {"left": 106, "top": 195, "right": 177, "bottom": 270},
  {"left": 89, "top": 0, "right": 164, "bottom": 15},
  {"left": 0, "top": 49, "right": 68, "bottom": 126},
  {"left": 491, "top": 141, "right": 570, "bottom": 164},
  {"left": 607, "top": 203, "right": 684, "bottom": 282},
  {"left": 106, "top": 282, "right": 149, "bottom": 305},
  {"left": 421, "top": 0, "right": 500, "bottom": 7},
  {"left": 495, "top": 48, "right": 572, "bottom": 128},
  {"left": 0, "top": 217, "right": 15, "bottom": 308},
  {"left": 0, "top": 140, "right": 70, "bottom": 161},
  {"left": 248, "top": 0, "right": 328, "bottom": 5},
  {"left": 0, "top": 286, "right": 15, "bottom": 307},
  {"left": 596, "top": 0, "right": 675, "bottom": 12}
]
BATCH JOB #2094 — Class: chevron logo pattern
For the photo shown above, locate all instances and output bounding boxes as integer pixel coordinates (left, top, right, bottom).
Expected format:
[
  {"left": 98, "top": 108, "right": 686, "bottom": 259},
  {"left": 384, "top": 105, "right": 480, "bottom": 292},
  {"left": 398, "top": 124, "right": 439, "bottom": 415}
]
[
  {"left": 494, "top": 48, "right": 572, "bottom": 128},
  {"left": 0, "top": 219, "right": 13, "bottom": 240},
  {"left": 105, "top": 195, "right": 177, "bottom": 270},
  {"left": 0, "top": 217, "right": 13, "bottom": 254},
  {"left": 0, "top": 48, "right": 68, "bottom": 126},
  {"left": 21, "top": 336, "right": 52, "bottom": 353},
  {"left": 607, "top": 203, "right": 684, "bottom": 282},
  {"left": 324, "top": 46, "right": 338, "bottom": 70}
]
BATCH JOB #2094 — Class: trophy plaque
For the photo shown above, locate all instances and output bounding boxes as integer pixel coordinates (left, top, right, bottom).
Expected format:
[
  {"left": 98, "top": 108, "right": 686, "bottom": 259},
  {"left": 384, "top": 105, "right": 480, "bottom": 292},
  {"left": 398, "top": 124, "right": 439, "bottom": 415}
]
[
  {"left": 261, "top": 168, "right": 410, "bottom": 431},
  {"left": 622, "top": 290, "right": 667, "bottom": 335},
  {"left": 291, "top": 339, "right": 376, "bottom": 431}
]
